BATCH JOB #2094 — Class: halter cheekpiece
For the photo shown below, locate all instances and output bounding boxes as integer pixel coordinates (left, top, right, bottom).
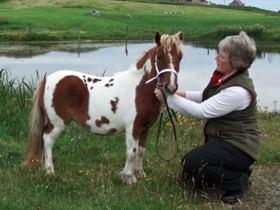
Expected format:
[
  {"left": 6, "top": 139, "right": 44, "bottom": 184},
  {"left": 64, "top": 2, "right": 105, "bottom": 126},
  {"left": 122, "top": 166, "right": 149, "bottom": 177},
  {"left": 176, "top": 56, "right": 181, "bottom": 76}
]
[{"left": 145, "top": 52, "right": 177, "bottom": 84}]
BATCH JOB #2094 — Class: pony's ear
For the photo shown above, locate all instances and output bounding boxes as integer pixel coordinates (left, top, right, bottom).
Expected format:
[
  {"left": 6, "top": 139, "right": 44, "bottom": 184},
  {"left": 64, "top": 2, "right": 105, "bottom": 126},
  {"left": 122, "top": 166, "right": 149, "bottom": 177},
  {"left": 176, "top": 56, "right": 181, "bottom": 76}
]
[
  {"left": 176, "top": 32, "right": 184, "bottom": 41},
  {"left": 154, "top": 31, "right": 161, "bottom": 45}
]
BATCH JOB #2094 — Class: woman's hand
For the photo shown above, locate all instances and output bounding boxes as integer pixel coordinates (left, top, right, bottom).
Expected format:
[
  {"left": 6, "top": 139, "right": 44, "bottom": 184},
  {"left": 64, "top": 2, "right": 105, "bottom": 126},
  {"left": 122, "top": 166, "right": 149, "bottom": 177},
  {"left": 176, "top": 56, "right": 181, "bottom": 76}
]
[
  {"left": 154, "top": 88, "right": 164, "bottom": 102},
  {"left": 176, "top": 91, "right": 186, "bottom": 98}
]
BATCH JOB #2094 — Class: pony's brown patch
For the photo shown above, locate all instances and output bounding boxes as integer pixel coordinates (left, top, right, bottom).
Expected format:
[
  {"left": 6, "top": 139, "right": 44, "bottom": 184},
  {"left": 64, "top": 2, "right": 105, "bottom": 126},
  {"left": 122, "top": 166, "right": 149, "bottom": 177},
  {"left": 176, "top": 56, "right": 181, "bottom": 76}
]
[
  {"left": 52, "top": 75, "right": 90, "bottom": 130},
  {"left": 133, "top": 74, "right": 161, "bottom": 147},
  {"left": 110, "top": 97, "right": 119, "bottom": 113},
  {"left": 95, "top": 116, "right": 110, "bottom": 127},
  {"left": 105, "top": 83, "right": 113, "bottom": 87},
  {"left": 171, "top": 44, "right": 183, "bottom": 71},
  {"left": 93, "top": 78, "right": 102, "bottom": 83},
  {"left": 44, "top": 122, "right": 54, "bottom": 134},
  {"left": 107, "top": 128, "right": 117, "bottom": 135},
  {"left": 105, "top": 78, "right": 114, "bottom": 87}
]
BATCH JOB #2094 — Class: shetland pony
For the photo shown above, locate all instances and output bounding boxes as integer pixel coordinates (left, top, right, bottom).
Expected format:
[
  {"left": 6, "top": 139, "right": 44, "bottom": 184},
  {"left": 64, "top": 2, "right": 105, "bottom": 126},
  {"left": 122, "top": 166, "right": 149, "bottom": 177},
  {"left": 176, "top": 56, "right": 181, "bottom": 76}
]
[{"left": 23, "top": 31, "right": 184, "bottom": 184}]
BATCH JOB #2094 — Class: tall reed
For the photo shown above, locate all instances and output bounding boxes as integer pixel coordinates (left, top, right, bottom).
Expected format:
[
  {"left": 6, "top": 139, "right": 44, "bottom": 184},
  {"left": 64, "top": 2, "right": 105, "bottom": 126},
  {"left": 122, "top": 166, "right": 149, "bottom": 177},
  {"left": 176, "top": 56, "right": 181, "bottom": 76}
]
[{"left": 0, "top": 69, "right": 38, "bottom": 139}]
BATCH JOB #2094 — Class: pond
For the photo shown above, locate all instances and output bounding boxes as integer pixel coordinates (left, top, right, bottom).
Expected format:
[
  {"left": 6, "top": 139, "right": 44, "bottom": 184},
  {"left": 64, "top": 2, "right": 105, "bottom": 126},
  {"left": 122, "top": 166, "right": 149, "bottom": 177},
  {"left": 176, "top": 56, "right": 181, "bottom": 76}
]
[{"left": 0, "top": 42, "right": 279, "bottom": 111}]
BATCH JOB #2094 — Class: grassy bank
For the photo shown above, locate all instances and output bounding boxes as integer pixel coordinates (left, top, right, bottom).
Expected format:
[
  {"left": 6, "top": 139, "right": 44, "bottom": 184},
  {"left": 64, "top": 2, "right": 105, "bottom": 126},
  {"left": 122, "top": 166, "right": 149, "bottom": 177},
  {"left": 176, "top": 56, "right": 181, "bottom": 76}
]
[
  {"left": 0, "top": 69, "right": 279, "bottom": 209},
  {"left": 0, "top": 0, "right": 279, "bottom": 42}
]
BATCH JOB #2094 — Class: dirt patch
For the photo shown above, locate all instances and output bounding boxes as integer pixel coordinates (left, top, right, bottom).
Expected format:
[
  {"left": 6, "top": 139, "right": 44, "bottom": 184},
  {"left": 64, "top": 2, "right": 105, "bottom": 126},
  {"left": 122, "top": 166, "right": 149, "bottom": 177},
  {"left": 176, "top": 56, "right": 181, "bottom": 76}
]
[
  {"left": 191, "top": 164, "right": 280, "bottom": 209},
  {"left": 244, "top": 165, "right": 280, "bottom": 209}
]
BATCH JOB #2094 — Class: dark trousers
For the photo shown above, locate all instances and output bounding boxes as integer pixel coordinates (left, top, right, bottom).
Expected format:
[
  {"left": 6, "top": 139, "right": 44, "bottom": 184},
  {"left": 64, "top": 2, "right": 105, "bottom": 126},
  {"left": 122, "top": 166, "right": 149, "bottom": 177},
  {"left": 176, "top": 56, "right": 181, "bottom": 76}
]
[{"left": 180, "top": 141, "right": 255, "bottom": 192}]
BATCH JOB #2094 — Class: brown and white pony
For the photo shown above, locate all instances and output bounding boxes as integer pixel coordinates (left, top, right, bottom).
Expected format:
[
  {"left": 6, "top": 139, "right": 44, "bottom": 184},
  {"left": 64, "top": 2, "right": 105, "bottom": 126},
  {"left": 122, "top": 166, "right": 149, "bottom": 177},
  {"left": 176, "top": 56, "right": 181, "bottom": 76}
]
[{"left": 23, "top": 31, "right": 184, "bottom": 184}]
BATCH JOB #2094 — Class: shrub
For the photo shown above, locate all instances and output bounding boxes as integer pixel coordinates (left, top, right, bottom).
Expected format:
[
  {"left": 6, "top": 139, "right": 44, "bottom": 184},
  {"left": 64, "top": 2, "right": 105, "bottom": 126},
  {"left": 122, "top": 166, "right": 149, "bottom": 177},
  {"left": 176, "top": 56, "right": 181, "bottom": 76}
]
[{"left": 216, "top": 23, "right": 265, "bottom": 39}]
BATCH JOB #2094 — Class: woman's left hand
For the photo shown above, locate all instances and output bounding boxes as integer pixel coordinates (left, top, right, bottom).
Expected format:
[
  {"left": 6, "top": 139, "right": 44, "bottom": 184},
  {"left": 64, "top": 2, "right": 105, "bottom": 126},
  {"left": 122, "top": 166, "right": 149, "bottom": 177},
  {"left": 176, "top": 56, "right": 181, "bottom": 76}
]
[{"left": 154, "top": 88, "right": 164, "bottom": 102}]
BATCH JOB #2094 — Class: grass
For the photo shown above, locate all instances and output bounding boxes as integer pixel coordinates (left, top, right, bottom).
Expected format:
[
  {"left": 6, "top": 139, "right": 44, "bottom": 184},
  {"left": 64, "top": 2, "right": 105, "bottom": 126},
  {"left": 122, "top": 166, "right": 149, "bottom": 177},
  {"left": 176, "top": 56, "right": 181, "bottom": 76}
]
[
  {"left": 0, "top": 0, "right": 279, "bottom": 42},
  {"left": 0, "top": 68, "right": 279, "bottom": 209}
]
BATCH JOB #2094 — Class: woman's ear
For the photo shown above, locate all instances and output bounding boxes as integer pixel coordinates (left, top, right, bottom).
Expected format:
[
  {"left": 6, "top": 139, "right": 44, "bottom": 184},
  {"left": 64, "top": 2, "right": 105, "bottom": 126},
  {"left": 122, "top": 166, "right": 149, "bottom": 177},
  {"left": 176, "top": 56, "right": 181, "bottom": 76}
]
[{"left": 154, "top": 31, "right": 161, "bottom": 46}]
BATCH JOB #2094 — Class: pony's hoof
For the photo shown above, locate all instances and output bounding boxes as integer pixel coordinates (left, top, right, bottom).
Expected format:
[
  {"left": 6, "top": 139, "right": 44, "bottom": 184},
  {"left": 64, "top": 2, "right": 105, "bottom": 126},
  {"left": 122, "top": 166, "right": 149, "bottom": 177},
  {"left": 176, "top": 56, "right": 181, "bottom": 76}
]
[
  {"left": 45, "top": 167, "right": 55, "bottom": 175},
  {"left": 124, "top": 175, "right": 137, "bottom": 185},
  {"left": 119, "top": 171, "right": 137, "bottom": 185},
  {"left": 135, "top": 170, "right": 147, "bottom": 179}
]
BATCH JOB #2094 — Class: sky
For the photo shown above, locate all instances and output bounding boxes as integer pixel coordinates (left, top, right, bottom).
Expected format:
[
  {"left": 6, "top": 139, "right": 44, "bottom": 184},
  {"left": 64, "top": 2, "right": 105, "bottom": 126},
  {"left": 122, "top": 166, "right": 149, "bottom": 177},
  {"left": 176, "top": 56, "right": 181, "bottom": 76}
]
[{"left": 209, "top": 0, "right": 280, "bottom": 12}]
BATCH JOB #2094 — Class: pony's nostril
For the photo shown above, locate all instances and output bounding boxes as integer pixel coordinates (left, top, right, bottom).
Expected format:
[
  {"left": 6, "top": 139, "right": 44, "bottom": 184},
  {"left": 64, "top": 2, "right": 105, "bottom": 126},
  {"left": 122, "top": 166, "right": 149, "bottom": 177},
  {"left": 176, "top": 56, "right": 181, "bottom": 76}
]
[{"left": 165, "top": 83, "right": 177, "bottom": 94}]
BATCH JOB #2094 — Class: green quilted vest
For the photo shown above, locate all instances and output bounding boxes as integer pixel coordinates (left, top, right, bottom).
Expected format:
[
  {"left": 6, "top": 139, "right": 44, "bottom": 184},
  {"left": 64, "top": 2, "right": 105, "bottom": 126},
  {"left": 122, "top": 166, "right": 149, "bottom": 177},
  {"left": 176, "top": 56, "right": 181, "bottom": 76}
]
[{"left": 202, "top": 70, "right": 261, "bottom": 160}]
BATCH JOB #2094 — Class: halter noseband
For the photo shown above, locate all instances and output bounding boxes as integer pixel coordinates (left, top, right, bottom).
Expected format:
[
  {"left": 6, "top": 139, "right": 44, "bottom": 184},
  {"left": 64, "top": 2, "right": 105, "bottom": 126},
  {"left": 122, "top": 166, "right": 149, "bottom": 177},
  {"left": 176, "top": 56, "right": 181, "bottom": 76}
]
[{"left": 145, "top": 52, "right": 177, "bottom": 84}]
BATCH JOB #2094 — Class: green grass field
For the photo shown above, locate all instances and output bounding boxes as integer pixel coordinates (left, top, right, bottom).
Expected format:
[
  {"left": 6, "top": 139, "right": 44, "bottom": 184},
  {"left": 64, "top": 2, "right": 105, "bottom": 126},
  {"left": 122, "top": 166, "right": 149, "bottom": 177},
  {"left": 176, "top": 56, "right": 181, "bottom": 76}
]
[
  {"left": 0, "top": 0, "right": 279, "bottom": 42},
  {"left": 0, "top": 0, "right": 280, "bottom": 209},
  {"left": 0, "top": 67, "right": 279, "bottom": 209}
]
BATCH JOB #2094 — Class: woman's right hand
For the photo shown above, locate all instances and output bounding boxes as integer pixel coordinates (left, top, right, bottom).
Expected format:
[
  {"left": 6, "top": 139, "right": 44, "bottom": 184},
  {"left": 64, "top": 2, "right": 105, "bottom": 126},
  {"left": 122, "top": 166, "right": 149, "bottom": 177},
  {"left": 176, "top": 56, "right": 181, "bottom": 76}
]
[{"left": 154, "top": 88, "right": 164, "bottom": 102}]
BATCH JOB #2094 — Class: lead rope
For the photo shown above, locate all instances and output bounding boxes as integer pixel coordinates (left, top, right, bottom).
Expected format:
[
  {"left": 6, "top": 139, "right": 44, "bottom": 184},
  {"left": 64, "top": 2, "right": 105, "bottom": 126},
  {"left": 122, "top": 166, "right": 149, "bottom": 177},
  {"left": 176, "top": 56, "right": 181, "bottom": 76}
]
[{"left": 156, "top": 87, "right": 179, "bottom": 162}]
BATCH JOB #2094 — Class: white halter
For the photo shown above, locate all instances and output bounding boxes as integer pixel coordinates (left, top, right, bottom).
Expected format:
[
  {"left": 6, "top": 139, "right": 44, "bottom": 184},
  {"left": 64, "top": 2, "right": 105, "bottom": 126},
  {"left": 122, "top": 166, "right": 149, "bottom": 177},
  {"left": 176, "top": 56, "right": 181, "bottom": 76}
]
[{"left": 145, "top": 62, "right": 177, "bottom": 84}]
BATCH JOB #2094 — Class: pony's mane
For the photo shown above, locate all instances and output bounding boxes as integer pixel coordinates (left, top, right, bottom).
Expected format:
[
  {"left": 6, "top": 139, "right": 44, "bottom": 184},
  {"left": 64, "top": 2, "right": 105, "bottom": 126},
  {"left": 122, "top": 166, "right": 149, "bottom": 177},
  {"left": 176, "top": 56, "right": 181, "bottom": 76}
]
[
  {"left": 136, "top": 48, "right": 155, "bottom": 70},
  {"left": 160, "top": 34, "right": 183, "bottom": 53}
]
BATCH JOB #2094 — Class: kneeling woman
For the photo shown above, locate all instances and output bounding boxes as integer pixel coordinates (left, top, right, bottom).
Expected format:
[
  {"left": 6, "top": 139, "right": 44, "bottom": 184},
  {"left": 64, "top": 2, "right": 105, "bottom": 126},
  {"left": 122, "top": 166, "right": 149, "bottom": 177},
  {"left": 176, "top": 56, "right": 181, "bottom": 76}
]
[{"left": 154, "top": 31, "right": 260, "bottom": 204}]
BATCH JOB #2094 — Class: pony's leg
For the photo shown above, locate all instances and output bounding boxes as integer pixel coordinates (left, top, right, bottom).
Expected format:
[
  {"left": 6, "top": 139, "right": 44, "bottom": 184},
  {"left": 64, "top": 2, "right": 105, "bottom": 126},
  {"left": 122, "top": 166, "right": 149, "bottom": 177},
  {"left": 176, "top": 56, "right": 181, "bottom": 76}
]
[
  {"left": 43, "top": 123, "right": 64, "bottom": 174},
  {"left": 135, "top": 146, "right": 147, "bottom": 179},
  {"left": 135, "top": 130, "right": 149, "bottom": 179},
  {"left": 119, "top": 126, "right": 138, "bottom": 184}
]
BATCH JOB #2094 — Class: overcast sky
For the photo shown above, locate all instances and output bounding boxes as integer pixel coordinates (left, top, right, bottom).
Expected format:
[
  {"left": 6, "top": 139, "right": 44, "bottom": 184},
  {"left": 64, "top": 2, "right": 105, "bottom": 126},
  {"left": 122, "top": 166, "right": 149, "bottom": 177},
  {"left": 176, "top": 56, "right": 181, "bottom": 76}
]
[{"left": 209, "top": 0, "right": 280, "bottom": 12}]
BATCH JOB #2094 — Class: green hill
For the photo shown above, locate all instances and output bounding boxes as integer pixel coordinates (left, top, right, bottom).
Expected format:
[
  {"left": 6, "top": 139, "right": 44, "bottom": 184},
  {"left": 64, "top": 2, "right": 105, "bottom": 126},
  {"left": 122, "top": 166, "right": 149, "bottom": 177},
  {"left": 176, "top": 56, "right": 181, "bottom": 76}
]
[{"left": 0, "top": 0, "right": 279, "bottom": 42}]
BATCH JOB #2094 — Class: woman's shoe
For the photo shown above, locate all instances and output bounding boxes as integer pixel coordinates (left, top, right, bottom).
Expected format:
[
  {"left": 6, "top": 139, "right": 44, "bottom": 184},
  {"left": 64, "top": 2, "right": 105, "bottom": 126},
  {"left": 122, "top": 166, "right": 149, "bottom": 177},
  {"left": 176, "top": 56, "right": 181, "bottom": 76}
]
[{"left": 221, "top": 190, "right": 242, "bottom": 204}]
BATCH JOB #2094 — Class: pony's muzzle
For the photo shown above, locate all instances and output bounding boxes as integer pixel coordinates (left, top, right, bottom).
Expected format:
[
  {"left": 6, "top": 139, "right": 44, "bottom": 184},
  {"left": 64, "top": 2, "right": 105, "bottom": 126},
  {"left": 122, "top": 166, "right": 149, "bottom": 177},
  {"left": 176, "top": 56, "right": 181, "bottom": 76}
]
[
  {"left": 165, "top": 82, "right": 178, "bottom": 95},
  {"left": 166, "top": 73, "right": 178, "bottom": 94}
]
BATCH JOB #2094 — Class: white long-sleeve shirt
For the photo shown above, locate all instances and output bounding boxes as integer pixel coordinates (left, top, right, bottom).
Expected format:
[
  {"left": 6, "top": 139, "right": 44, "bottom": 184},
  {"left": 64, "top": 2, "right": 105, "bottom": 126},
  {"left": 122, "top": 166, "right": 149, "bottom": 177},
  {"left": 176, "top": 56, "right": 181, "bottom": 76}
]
[{"left": 167, "top": 87, "right": 252, "bottom": 119}]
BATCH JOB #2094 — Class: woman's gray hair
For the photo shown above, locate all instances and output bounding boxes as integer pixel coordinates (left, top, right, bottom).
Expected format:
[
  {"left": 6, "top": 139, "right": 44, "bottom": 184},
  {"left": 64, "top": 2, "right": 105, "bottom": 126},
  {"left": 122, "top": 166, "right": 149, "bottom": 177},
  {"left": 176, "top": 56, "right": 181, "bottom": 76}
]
[{"left": 218, "top": 31, "right": 257, "bottom": 70}]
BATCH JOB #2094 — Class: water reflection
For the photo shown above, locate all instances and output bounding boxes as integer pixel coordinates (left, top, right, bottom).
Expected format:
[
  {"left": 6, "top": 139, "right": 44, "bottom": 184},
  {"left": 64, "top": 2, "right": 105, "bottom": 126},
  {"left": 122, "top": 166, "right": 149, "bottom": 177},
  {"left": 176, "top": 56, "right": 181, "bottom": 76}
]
[
  {"left": 0, "top": 42, "right": 116, "bottom": 58},
  {"left": 0, "top": 42, "right": 279, "bottom": 111},
  {"left": 189, "top": 40, "right": 280, "bottom": 58}
]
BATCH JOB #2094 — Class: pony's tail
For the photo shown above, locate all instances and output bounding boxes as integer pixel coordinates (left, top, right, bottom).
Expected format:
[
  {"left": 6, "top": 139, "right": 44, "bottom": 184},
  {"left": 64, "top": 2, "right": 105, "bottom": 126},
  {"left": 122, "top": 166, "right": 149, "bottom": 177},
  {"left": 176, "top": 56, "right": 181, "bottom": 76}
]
[{"left": 23, "top": 78, "right": 46, "bottom": 170}]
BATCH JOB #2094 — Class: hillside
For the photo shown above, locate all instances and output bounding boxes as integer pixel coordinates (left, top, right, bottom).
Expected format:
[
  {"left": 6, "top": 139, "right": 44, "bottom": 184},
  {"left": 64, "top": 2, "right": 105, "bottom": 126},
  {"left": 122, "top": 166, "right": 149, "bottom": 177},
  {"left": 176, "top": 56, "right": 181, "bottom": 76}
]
[{"left": 0, "top": 0, "right": 279, "bottom": 42}]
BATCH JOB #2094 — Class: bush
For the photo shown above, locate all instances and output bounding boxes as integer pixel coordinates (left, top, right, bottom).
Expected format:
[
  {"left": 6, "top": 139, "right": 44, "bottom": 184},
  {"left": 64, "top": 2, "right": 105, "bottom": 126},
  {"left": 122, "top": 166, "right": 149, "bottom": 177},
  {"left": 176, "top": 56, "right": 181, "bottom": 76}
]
[{"left": 216, "top": 23, "right": 265, "bottom": 39}]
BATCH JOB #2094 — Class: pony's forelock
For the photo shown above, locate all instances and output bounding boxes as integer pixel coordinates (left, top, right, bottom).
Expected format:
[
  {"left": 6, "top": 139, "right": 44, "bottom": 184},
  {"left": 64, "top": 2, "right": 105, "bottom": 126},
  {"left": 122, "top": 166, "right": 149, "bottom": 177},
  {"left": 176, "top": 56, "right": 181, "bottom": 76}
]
[{"left": 160, "top": 34, "right": 183, "bottom": 53}]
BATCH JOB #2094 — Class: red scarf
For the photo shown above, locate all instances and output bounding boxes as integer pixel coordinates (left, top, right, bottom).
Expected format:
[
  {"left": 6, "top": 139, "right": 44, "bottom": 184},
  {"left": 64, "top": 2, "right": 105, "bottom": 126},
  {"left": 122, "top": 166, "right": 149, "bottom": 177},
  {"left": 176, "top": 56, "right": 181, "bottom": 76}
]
[{"left": 210, "top": 70, "right": 225, "bottom": 86}]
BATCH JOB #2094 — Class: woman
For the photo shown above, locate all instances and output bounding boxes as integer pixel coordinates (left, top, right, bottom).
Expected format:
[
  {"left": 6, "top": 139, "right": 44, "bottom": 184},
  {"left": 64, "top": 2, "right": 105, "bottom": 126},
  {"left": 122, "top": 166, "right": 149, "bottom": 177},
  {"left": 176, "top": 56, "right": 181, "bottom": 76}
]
[{"left": 154, "top": 31, "right": 261, "bottom": 204}]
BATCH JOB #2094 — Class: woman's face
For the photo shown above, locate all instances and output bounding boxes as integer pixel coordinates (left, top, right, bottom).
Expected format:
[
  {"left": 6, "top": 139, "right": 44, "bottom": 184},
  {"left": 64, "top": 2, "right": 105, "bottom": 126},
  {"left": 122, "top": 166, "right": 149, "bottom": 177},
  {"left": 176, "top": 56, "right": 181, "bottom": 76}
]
[{"left": 215, "top": 50, "right": 234, "bottom": 74}]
